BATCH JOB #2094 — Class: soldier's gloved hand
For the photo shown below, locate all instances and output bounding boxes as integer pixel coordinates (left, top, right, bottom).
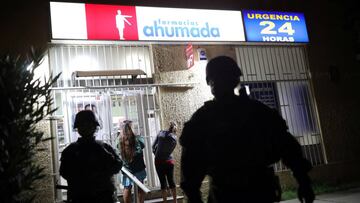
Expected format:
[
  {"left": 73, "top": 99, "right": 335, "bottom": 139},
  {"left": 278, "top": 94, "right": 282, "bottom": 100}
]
[{"left": 297, "top": 183, "right": 315, "bottom": 203}]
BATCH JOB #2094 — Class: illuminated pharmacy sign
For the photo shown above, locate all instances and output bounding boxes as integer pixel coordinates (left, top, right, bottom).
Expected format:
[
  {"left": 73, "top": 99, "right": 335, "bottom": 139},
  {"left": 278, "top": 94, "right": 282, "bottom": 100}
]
[
  {"left": 50, "top": 2, "right": 245, "bottom": 42},
  {"left": 136, "top": 7, "right": 245, "bottom": 42},
  {"left": 242, "top": 10, "right": 309, "bottom": 43},
  {"left": 50, "top": 2, "right": 309, "bottom": 43}
]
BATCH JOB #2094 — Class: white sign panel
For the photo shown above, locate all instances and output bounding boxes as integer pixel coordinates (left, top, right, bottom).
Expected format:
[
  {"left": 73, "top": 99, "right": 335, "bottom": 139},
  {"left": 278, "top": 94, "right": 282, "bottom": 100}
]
[
  {"left": 50, "top": 2, "right": 246, "bottom": 42},
  {"left": 136, "top": 6, "right": 245, "bottom": 41},
  {"left": 50, "top": 2, "right": 87, "bottom": 39}
]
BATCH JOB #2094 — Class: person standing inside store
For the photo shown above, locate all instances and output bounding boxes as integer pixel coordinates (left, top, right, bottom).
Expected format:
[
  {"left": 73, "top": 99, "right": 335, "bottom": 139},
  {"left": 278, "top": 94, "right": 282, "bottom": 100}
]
[
  {"left": 152, "top": 121, "right": 178, "bottom": 203},
  {"left": 60, "top": 110, "right": 123, "bottom": 203},
  {"left": 119, "top": 120, "right": 147, "bottom": 203},
  {"left": 180, "top": 56, "right": 315, "bottom": 203}
]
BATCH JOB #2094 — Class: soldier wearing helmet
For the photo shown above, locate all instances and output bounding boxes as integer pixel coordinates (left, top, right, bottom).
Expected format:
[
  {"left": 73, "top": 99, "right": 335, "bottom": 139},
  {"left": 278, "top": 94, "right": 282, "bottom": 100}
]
[
  {"left": 60, "top": 110, "right": 123, "bottom": 203},
  {"left": 180, "top": 56, "right": 314, "bottom": 203}
]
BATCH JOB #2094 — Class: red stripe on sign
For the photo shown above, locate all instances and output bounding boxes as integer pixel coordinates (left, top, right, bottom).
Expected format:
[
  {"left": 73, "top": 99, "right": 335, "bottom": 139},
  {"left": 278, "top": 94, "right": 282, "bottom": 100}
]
[{"left": 85, "top": 4, "right": 138, "bottom": 41}]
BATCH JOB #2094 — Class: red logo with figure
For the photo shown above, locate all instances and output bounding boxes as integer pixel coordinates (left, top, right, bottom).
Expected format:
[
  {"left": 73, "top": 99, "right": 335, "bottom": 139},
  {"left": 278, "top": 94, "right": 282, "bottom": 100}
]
[{"left": 85, "top": 4, "right": 138, "bottom": 40}]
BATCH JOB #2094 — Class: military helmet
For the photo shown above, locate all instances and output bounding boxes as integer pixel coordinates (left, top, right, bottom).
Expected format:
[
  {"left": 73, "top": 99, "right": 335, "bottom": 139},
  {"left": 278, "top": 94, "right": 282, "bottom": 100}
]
[
  {"left": 205, "top": 56, "right": 242, "bottom": 84},
  {"left": 74, "top": 110, "right": 100, "bottom": 129}
]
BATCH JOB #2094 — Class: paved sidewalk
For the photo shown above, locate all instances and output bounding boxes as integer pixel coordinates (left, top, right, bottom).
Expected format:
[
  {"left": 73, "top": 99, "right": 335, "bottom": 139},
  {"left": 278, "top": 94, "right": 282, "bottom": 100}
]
[{"left": 280, "top": 187, "right": 360, "bottom": 203}]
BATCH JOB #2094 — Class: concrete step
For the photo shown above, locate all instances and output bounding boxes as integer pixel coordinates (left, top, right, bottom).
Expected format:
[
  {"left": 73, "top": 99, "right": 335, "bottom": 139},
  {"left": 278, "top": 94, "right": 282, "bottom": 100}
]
[
  {"left": 145, "top": 195, "right": 184, "bottom": 203},
  {"left": 116, "top": 187, "right": 184, "bottom": 203},
  {"left": 116, "top": 195, "right": 184, "bottom": 203}
]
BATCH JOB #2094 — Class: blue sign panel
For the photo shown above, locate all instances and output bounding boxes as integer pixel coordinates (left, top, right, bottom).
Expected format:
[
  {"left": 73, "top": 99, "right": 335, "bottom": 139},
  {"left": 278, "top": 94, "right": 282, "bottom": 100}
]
[{"left": 242, "top": 10, "right": 309, "bottom": 43}]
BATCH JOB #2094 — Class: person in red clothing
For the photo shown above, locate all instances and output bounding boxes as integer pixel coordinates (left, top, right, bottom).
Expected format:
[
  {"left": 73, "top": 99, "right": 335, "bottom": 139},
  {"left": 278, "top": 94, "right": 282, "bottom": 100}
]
[{"left": 152, "top": 122, "right": 178, "bottom": 203}]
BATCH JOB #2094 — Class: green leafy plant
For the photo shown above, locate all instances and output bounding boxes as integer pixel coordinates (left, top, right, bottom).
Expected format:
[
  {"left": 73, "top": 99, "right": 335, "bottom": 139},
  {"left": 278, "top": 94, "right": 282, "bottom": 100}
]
[{"left": 0, "top": 48, "right": 60, "bottom": 202}]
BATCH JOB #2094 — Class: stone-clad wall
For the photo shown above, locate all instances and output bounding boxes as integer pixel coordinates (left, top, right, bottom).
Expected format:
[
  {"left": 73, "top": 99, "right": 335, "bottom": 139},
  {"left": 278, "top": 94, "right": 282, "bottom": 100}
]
[
  {"left": 34, "top": 120, "right": 55, "bottom": 203},
  {"left": 152, "top": 44, "right": 237, "bottom": 197},
  {"left": 152, "top": 43, "right": 360, "bottom": 197}
]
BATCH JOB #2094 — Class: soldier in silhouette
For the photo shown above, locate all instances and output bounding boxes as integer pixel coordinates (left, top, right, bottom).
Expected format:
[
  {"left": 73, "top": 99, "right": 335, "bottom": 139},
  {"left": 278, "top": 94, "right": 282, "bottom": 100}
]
[
  {"left": 60, "top": 110, "right": 123, "bottom": 203},
  {"left": 180, "top": 56, "right": 314, "bottom": 203}
]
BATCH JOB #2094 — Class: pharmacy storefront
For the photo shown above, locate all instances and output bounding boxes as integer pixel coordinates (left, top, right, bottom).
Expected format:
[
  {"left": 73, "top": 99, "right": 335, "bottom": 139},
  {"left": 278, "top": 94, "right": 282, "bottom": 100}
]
[{"left": 49, "top": 2, "right": 325, "bottom": 201}]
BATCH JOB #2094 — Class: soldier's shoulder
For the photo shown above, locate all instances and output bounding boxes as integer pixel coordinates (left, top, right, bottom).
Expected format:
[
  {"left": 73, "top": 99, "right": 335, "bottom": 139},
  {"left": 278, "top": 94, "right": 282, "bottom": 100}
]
[
  {"left": 203, "top": 99, "right": 217, "bottom": 109},
  {"left": 95, "top": 139, "right": 106, "bottom": 146},
  {"left": 61, "top": 142, "right": 78, "bottom": 157},
  {"left": 66, "top": 142, "right": 79, "bottom": 149},
  {"left": 239, "top": 97, "right": 283, "bottom": 120},
  {"left": 190, "top": 100, "right": 216, "bottom": 119},
  {"left": 101, "top": 141, "right": 113, "bottom": 148},
  {"left": 250, "top": 99, "right": 287, "bottom": 126},
  {"left": 245, "top": 98, "right": 274, "bottom": 113}
]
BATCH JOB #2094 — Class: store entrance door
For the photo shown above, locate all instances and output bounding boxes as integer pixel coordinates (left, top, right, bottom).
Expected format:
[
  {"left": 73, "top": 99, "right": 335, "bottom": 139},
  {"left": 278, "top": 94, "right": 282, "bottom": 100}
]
[
  {"left": 107, "top": 88, "right": 161, "bottom": 191},
  {"left": 55, "top": 87, "right": 161, "bottom": 199},
  {"left": 66, "top": 91, "right": 112, "bottom": 144}
]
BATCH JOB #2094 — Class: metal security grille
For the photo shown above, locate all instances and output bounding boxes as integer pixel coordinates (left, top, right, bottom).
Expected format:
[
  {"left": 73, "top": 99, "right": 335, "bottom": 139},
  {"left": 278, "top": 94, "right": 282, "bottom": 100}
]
[
  {"left": 48, "top": 44, "right": 161, "bottom": 201},
  {"left": 235, "top": 46, "right": 326, "bottom": 171},
  {"left": 48, "top": 44, "right": 154, "bottom": 88}
]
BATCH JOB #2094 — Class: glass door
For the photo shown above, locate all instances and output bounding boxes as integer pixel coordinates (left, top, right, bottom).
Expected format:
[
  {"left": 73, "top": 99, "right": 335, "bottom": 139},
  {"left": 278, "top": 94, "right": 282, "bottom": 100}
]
[
  {"left": 54, "top": 87, "right": 161, "bottom": 201},
  {"left": 66, "top": 91, "right": 113, "bottom": 144},
  {"left": 109, "top": 88, "right": 161, "bottom": 191}
]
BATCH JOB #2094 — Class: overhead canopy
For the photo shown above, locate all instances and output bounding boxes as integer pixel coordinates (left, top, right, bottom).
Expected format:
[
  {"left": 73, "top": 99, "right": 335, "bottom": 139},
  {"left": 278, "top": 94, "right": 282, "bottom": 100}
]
[{"left": 73, "top": 69, "right": 146, "bottom": 78}]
